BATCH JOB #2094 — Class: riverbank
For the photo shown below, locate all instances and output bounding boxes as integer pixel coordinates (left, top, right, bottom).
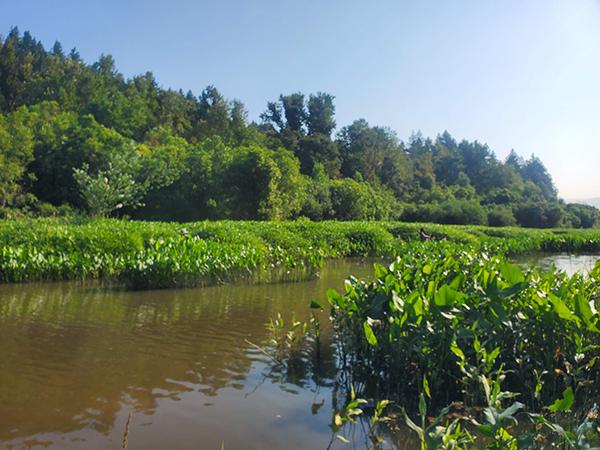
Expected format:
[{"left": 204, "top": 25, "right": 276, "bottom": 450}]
[{"left": 1, "top": 218, "right": 600, "bottom": 288}]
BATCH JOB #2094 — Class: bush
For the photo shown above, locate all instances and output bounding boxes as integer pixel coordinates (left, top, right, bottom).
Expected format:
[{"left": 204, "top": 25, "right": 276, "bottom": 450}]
[{"left": 487, "top": 205, "right": 517, "bottom": 227}]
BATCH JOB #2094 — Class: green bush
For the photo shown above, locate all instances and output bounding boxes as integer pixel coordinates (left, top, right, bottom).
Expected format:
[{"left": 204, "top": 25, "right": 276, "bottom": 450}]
[{"left": 487, "top": 205, "right": 517, "bottom": 227}]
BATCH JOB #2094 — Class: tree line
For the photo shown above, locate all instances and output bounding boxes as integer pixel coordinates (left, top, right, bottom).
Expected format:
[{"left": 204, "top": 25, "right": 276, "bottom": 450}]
[{"left": 0, "top": 27, "right": 598, "bottom": 228}]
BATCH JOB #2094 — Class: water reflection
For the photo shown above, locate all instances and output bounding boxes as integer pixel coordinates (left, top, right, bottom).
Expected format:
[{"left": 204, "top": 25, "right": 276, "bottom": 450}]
[
  {"left": 513, "top": 253, "right": 600, "bottom": 276},
  {"left": 0, "top": 259, "right": 379, "bottom": 450}
]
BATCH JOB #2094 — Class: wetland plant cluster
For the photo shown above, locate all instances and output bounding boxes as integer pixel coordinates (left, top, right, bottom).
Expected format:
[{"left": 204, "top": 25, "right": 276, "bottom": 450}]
[
  {"left": 1, "top": 218, "right": 600, "bottom": 289},
  {"left": 322, "top": 241, "right": 600, "bottom": 448}
]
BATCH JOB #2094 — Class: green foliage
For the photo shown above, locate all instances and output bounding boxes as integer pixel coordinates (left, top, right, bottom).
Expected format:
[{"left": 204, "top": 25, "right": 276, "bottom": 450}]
[
  {"left": 0, "top": 107, "right": 34, "bottom": 206},
  {"left": 330, "top": 179, "right": 400, "bottom": 221},
  {"left": 0, "top": 219, "right": 406, "bottom": 287},
  {"left": 327, "top": 239, "right": 600, "bottom": 413},
  {"left": 73, "top": 160, "right": 145, "bottom": 217},
  {"left": 488, "top": 204, "right": 518, "bottom": 227},
  {"left": 0, "top": 28, "right": 597, "bottom": 227}
]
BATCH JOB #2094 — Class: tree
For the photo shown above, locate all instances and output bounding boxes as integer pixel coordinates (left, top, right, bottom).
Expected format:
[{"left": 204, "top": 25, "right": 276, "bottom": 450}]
[
  {"left": 0, "top": 27, "right": 27, "bottom": 111},
  {"left": 301, "top": 163, "right": 332, "bottom": 220},
  {"left": 407, "top": 133, "right": 436, "bottom": 190},
  {"left": 0, "top": 107, "right": 34, "bottom": 206},
  {"left": 338, "top": 119, "right": 408, "bottom": 186},
  {"left": 260, "top": 101, "right": 284, "bottom": 132},
  {"left": 297, "top": 134, "right": 341, "bottom": 176},
  {"left": 279, "top": 93, "right": 306, "bottom": 133},
  {"left": 433, "top": 131, "right": 463, "bottom": 186},
  {"left": 487, "top": 205, "right": 517, "bottom": 227},
  {"left": 73, "top": 159, "right": 145, "bottom": 217},
  {"left": 505, "top": 149, "right": 524, "bottom": 171},
  {"left": 195, "top": 85, "right": 231, "bottom": 140},
  {"left": 306, "top": 92, "right": 336, "bottom": 136},
  {"left": 520, "top": 155, "right": 557, "bottom": 201}
]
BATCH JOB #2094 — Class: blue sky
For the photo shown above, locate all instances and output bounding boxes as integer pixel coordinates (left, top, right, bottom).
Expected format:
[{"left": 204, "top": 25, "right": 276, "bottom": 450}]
[{"left": 2, "top": 0, "right": 599, "bottom": 199}]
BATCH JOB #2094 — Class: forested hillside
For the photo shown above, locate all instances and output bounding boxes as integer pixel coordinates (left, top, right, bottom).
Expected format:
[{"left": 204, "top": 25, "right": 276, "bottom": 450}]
[{"left": 1, "top": 27, "right": 598, "bottom": 227}]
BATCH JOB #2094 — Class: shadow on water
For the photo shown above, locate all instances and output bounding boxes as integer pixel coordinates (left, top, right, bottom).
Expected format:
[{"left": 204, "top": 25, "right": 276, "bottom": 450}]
[{"left": 0, "top": 258, "right": 418, "bottom": 450}]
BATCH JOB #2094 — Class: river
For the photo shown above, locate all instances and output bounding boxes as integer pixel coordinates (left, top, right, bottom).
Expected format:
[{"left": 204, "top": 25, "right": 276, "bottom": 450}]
[
  {"left": 1, "top": 253, "right": 598, "bottom": 450},
  {"left": 0, "top": 258, "right": 383, "bottom": 450}
]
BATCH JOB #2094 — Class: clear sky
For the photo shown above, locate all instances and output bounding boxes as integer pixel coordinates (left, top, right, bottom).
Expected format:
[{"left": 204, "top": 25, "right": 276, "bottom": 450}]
[{"left": 2, "top": 0, "right": 599, "bottom": 199}]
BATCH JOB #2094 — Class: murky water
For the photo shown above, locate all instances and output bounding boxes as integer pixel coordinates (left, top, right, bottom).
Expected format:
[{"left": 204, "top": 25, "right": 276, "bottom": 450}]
[
  {"left": 5, "top": 253, "right": 592, "bottom": 450},
  {"left": 513, "top": 253, "right": 600, "bottom": 276},
  {"left": 0, "top": 259, "right": 403, "bottom": 450}
]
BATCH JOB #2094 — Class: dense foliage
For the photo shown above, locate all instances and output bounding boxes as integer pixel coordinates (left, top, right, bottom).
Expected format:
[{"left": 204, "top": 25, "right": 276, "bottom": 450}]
[
  {"left": 329, "top": 242, "right": 600, "bottom": 407},
  {"left": 1, "top": 218, "right": 600, "bottom": 289},
  {"left": 1, "top": 28, "right": 598, "bottom": 227}
]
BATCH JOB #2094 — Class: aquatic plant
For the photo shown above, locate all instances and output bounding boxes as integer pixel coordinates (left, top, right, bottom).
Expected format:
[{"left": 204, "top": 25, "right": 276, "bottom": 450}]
[
  {"left": 327, "top": 240, "right": 600, "bottom": 420},
  {"left": 1, "top": 218, "right": 599, "bottom": 288}
]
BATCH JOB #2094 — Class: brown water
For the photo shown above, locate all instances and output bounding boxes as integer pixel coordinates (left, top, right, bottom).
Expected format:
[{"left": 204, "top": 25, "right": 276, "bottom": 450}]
[{"left": 0, "top": 259, "right": 404, "bottom": 450}]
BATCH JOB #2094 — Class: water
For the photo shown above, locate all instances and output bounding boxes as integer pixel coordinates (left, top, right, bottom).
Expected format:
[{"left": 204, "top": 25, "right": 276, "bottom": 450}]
[
  {"left": 0, "top": 259, "right": 401, "bottom": 450},
  {"left": 513, "top": 252, "right": 600, "bottom": 276}
]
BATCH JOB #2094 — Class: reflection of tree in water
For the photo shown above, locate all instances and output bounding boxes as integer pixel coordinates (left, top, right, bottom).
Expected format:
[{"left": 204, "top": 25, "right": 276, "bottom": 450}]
[
  {"left": 0, "top": 258, "right": 378, "bottom": 448},
  {"left": 253, "top": 316, "right": 416, "bottom": 450},
  {"left": 0, "top": 281, "right": 299, "bottom": 443}
]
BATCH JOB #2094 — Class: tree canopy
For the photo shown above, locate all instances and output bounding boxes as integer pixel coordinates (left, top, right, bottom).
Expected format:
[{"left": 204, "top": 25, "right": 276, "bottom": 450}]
[{"left": 0, "top": 27, "right": 596, "bottom": 228}]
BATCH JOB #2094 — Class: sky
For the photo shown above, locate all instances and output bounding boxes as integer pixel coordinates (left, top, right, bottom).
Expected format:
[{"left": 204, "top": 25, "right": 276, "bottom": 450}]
[{"left": 2, "top": 0, "right": 599, "bottom": 199}]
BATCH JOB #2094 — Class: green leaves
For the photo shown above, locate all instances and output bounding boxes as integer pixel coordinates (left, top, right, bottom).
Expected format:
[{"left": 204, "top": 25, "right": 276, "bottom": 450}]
[
  {"left": 499, "top": 261, "right": 525, "bottom": 285},
  {"left": 327, "top": 234, "right": 600, "bottom": 432},
  {"left": 549, "top": 293, "right": 579, "bottom": 324},
  {"left": 363, "top": 320, "right": 378, "bottom": 346},
  {"left": 548, "top": 387, "right": 574, "bottom": 412},
  {"left": 434, "top": 285, "right": 465, "bottom": 308},
  {"left": 574, "top": 294, "right": 599, "bottom": 332}
]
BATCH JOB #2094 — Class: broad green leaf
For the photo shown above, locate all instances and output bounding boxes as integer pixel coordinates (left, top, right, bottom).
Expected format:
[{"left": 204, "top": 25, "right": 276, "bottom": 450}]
[
  {"left": 435, "top": 285, "right": 458, "bottom": 307},
  {"left": 548, "top": 387, "right": 575, "bottom": 412},
  {"left": 499, "top": 261, "right": 525, "bottom": 285},
  {"left": 549, "top": 294, "right": 579, "bottom": 324},
  {"left": 373, "top": 263, "right": 387, "bottom": 278},
  {"left": 574, "top": 295, "right": 599, "bottom": 332}
]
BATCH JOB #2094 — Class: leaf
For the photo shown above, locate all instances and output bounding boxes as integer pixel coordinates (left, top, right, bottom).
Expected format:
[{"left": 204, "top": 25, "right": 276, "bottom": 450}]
[
  {"left": 574, "top": 295, "right": 599, "bottom": 332},
  {"left": 549, "top": 294, "right": 580, "bottom": 324},
  {"left": 373, "top": 263, "right": 388, "bottom": 278},
  {"left": 422, "top": 264, "right": 432, "bottom": 275},
  {"left": 498, "top": 401, "right": 524, "bottom": 423},
  {"left": 499, "top": 262, "right": 525, "bottom": 285},
  {"left": 404, "top": 412, "right": 423, "bottom": 438},
  {"left": 434, "top": 285, "right": 464, "bottom": 307},
  {"left": 548, "top": 387, "right": 575, "bottom": 412},
  {"left": 363, "top": 321, "right": 378, "bottom": 346},
  {"left": 423, "top": 375, "right": 431, "bottom": 399},
  {"left": 326, "top": 288, "right": 343, "bottom": 306},
  {"left": 309, "top": 299, "right": 323, "bottom": 310},
  {"left": 450, "top": 343, "right": 466, "bottom": 362},
  {"left": 375, "top": 400, "right": 391, "bottom": 417},
  {"left": 477, "top": 424, "right": 495, "bottom": 437}
]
